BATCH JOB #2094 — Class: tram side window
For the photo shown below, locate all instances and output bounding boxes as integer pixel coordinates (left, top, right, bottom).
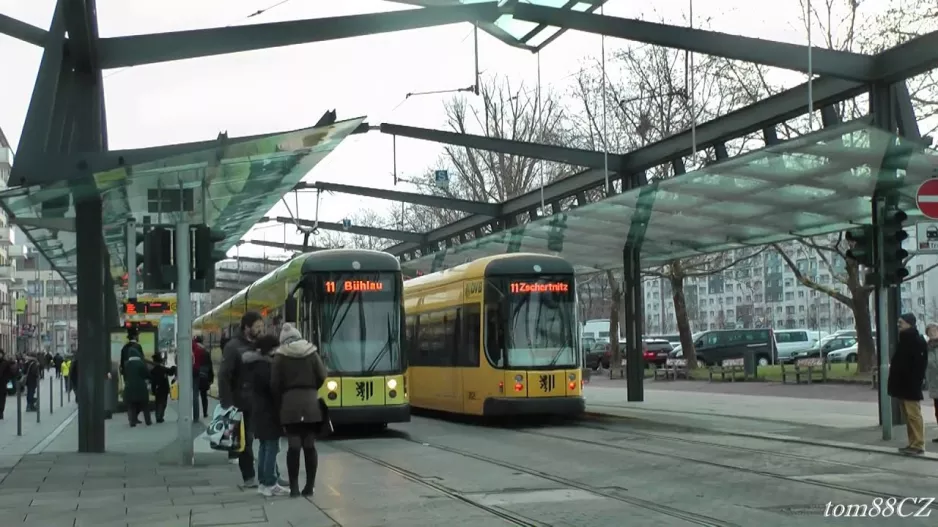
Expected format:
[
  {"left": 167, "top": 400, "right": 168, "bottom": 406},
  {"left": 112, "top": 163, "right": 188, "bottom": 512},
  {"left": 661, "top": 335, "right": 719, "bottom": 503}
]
[
  {"left": 405, "top": 315, "right": 417, "bottom": 362},
  {"left": 459, "top": 304, "right": 481, "bottom": 367},
  {"left": 443, "top": 310, "right": 459, "bottom": 365}
]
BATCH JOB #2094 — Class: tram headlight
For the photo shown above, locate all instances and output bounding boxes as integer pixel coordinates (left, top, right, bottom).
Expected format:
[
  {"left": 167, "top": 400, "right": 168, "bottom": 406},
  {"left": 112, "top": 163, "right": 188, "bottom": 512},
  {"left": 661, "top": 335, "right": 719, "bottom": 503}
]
[
  {"left": 568, "top": 373, "right": 576, "bottom": 381},
  {"left": 387, "top": 379, "right": 397, "bottom": 390},
  {"left": 326, "top": 380, "right": 338, "bottom": 391}
]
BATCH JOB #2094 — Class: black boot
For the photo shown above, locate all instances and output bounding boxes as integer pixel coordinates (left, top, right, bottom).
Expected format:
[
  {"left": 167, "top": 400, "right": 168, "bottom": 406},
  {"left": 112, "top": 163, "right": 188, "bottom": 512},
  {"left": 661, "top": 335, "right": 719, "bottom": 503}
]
[
  {"left": 301, "top": 446, "right": 318, "bottom": 496},
  {"left": 286, "top": 448, "right": 301, "bottom": 497}
]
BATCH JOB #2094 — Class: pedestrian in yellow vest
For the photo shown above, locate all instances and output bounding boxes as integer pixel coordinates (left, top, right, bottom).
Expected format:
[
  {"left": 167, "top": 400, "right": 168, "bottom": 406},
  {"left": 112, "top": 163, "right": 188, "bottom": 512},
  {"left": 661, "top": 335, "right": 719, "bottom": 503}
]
[{"left": 62, "top": 359, "right": 71, "bottom": 392}]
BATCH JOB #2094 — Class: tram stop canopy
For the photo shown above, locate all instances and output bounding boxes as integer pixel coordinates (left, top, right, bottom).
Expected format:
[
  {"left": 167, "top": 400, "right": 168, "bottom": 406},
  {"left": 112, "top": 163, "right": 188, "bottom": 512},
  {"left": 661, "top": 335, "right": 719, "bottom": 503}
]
[
  {"left": 0, "top": 116, "right": 366, "bottom": 290},
  {"left": 398, "top": 121, "right": 938, "bottom": 275}
]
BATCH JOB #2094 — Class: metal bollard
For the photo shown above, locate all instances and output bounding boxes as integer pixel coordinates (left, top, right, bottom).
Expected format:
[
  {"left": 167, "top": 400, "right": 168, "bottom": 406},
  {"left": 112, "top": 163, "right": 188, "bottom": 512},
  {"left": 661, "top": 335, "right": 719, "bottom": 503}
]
[
  {"left": 49, "top": 376, "right": 53, "bottom": 415},
  {"left": 59, "top": 377, "right": 64, "bottom": 407},
  {"left": 36, "top": 386, "right": 40, "bottom": 423},
  {"left": 16, "top": 381, "right": 22, "bottom": 436}
]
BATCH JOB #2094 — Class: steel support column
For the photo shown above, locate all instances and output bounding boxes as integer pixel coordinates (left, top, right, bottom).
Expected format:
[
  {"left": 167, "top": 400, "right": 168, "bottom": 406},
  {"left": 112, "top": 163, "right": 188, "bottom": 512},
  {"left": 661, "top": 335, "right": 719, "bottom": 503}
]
[
  {"left": 76, "top": 198, "right": 106, "bottom": 453},
  {"left": 622, "top": 245, "right": 644, "bottom": 402}
]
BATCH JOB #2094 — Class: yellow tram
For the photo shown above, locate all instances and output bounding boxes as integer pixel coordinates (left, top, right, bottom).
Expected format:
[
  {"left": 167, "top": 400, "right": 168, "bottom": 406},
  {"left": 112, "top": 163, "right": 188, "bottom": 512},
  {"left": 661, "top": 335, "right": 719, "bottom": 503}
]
[
  {"left": 403, "top": 253, "right": 584, "bottom": 417},
  {"left": 193, "top": 249, "right": 409, "bottom": 426}
]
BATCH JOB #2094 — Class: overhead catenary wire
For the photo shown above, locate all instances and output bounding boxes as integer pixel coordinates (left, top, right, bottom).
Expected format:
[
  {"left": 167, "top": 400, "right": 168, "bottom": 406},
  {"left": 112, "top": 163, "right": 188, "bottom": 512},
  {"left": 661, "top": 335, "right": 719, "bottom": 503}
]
[{"left": 688, "top": 0, "right": 696, "bottom": 157}]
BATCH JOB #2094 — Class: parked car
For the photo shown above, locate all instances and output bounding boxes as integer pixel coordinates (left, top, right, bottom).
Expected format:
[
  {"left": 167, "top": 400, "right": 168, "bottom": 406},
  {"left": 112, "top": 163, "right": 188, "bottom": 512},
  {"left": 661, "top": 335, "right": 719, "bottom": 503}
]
[
  {"left": 826, "top": 343, "right": 859, "bottom": 363},
  {"left": 647, "top": 334, "right": 682, "bottom": 346},
  {"left": 585, "top": 339, "right": 673, "bottom": 369},
  {"left": 642, "top": 338, "right": 674, "bottom": 366},
  {"left": 669, "top": 329, "right": 777, "bottom": 366},
  {"left": 585, "top": 342, "right": 612, "bottom": 370},
  {"left": 790, "top": 335, "right": 858, "bottom": 361},
  {"left": 775, "top": 329, "right": 827, "bottom": 363}
]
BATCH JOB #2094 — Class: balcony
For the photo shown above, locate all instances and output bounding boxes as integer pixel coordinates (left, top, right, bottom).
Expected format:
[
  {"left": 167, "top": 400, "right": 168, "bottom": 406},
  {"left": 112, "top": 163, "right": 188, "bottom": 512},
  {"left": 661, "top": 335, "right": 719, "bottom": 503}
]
[
  {"left": 0, "top": 147, "right": 11, "bottom": 167},
  {"left": 0, "top": 264, "right": 14, "bottom": 281},
  {"left": 7, "top": 245, "right": 27, "bottom": 258},
  {"left": 0, "top": 227, "right": 10, "bottom": 246}
]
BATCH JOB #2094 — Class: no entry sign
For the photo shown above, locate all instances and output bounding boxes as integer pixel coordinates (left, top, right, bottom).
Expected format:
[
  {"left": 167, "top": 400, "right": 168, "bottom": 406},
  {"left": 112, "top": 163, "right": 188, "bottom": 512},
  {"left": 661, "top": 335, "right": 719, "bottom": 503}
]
[{"left": 916, "top": 179, "right": 938, "bottom": 219}]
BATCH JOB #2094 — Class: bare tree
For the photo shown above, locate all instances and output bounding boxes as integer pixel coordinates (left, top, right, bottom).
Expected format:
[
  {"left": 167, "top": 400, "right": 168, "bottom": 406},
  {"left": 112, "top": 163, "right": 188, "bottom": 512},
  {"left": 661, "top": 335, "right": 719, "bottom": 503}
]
[
  {"left": 313, "top": 209, "right": 398, "bottom": 251},
  {"left": 773, "top": 236, "right": 938, "bottom": 372},
  {"left": 571, "top": 16, "right": 775, "bottom": 369},
  {"left": 643, "top": 249, "right": 768, "bottom": 369},
  {"left": 399, "top": 74, "right": 579, "bottom": 232}
]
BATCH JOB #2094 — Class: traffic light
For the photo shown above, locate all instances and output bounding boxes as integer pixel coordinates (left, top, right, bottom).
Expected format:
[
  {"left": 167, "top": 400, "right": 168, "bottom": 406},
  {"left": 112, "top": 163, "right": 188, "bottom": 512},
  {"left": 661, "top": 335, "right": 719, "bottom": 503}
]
[
  {"left": 192, "top": 224, "right": 227, "bottom": 293},
  {"left": 142, "top": 227, "right": 173, "bottom": 291},
  {"left": 881, "top": 208, "right": 909, "bottom": 285},
  {"left": 844, "top": 226, "right": 875, "bottom": 268}
]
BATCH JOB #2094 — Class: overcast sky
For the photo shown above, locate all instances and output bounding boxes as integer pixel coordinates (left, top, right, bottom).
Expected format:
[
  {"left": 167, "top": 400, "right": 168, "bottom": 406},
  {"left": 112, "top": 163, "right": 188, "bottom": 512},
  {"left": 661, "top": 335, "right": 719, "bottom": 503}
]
[{"left": 0, "top": 0, "right": 858, "bottom": 261}]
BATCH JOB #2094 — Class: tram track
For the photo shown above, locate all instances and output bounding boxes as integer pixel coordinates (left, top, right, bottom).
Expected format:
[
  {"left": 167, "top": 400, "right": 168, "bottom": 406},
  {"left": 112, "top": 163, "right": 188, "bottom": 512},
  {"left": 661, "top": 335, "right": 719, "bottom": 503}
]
[
  {"left": 574, "top": 420, "right": 938, "bottom": 480},
  {"left": 335, "top": 433, "right": 741, "bottom": 527},
  {"left": 509, "top": 426, "right": 938, "bottom": 512},
  {"left": 327, "top": 440, "right": 544, "bottom": 527}
]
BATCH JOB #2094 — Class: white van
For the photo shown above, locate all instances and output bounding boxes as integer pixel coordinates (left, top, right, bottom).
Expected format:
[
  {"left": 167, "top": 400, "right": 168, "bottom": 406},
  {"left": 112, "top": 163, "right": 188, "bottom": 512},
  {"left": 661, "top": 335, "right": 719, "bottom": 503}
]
[{"left": 582, "top": 319, "right": 621, "bottom": 342}]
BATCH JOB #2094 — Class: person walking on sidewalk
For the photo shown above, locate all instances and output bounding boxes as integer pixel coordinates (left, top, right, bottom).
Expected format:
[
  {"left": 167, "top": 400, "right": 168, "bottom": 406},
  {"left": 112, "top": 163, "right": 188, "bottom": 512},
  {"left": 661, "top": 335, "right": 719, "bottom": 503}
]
[
  {"left": 272, "top": 323, "right": 327, "bottom": 498},
  {"left": 218, "top": 312, "right": 265, "bottom": 488},
  {"left": 149, "top": 352, "right": 176, "bottom": 424},
  {"left": 123, "top": 347, "right": 152, "bottom": 427},
  {"left": 244, "top": 334, "right": 288, "bottom": 497},
  {"left": 192, "top": 336, "right": 213, "bottom": 422},
  {"left": 890, "top": 313, "right": 929, "bottom": 455},
  {"left": 925, "top": 323, "right": 938, "bottom": 444},
  {"left": 0, "top": 350, "right": 14, "bottom": 419}
]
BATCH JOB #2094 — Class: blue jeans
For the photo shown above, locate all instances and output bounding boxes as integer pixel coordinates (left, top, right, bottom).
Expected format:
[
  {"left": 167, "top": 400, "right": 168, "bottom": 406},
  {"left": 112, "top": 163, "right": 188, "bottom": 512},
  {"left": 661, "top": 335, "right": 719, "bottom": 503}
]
[{"left": 257, "top": 439, "right": 281, "bottom": 487}]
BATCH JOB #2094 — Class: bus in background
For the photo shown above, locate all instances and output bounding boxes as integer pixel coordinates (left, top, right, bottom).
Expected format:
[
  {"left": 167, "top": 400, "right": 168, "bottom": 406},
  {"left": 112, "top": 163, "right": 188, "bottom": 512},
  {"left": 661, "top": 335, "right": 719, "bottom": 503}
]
[{"left": 404, "top": 253, "right": 584, "bottom": 417}]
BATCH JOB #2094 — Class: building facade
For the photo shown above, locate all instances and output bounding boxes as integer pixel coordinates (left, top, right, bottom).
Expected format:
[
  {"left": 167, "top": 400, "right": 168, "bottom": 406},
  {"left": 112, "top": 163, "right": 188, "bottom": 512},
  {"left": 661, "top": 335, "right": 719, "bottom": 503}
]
[
  {"left": 642, "top": 239, "right": 938, "bottom": 334},
  {"left": 10, "top": 248, "right": 78, "bottom": 355},
  {"left": 0, "top": 129, "right": 15, "bottom": 353}
]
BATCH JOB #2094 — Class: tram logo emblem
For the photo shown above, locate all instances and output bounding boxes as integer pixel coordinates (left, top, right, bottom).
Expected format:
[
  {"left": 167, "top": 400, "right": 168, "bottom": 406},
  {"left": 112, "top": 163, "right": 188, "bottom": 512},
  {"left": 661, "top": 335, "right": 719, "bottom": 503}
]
[
  {"left": 539, "top": 375, "right": 555, "bottom": 392},
  {"left": 355, "top": 381, "right": 374, "bottom": 401}
]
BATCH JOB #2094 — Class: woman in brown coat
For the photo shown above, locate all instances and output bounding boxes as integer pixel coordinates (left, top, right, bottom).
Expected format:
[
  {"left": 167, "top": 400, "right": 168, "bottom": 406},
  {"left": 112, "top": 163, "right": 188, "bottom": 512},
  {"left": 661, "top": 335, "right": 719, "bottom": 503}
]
[{"left": 271, "top": 323, "right": 327, "bottom": 497}]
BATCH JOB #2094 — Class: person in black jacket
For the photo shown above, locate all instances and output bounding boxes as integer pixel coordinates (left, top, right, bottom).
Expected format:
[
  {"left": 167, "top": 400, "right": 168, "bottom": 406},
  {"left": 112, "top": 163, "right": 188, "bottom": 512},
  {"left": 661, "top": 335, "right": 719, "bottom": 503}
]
[
  {"left": 150, "top": 352, "right": 177, "bottom": 423},
  {"left": 244, "top": 334, "right": 288, "bottom": 496},
  {"left": 889, "top": 313, "right": 929, "bottom": 455},
  {"left": 218, "top": 311, "right": 265, "bottom": 487}
]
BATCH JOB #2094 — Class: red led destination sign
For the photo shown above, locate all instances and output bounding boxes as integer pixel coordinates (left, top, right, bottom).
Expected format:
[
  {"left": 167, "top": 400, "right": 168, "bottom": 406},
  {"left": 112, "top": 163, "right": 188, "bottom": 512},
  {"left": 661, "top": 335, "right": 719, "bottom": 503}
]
[
  {"left": 324, "top": 280, "right": 387, "bottom": 293},
  {"left": 509, "top": 282, "right": 570, "bottom": 294}
]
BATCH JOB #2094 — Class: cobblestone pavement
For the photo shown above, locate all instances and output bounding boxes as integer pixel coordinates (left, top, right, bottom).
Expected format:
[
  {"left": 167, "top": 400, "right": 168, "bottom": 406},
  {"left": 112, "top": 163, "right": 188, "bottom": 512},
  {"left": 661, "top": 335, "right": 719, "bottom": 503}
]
[{"left": 2, "top": 401, "right": 937, "bottom": 526}]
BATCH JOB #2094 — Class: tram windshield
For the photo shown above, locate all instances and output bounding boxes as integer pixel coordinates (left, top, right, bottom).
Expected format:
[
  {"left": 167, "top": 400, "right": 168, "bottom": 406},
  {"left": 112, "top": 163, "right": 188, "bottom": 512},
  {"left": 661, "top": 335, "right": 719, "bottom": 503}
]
[
  {"left": 485, "top": 276, "right": 577, "bottom": 369},
  {"left": 315, "top": 272, "right": 402, "bottom": 374}
]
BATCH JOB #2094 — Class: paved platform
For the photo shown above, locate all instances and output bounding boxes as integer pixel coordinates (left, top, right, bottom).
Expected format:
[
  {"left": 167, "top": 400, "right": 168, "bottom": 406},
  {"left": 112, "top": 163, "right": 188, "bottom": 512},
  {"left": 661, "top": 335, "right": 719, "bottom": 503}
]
[
  {"left": 3, "top": 395, "right": 937, "bottom": 526},
  {"left": 584, "top": 379, "right": 938, "bottom": 459},
  {"left": 1, "top": 375, "right": 77, "bottom": 471}
]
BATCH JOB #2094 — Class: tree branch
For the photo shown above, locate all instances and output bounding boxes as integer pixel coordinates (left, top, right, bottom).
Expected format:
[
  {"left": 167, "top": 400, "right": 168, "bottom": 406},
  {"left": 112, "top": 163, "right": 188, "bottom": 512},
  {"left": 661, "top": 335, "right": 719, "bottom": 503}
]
[
  {"left": 772, "top": 243, "right": 853, "bottom": 306},
  {"left": 684, "top": 247, "right": 770, "bottom": 278},
  {"left": 904, "top": 260, "right": 938, "bottom": 282}
]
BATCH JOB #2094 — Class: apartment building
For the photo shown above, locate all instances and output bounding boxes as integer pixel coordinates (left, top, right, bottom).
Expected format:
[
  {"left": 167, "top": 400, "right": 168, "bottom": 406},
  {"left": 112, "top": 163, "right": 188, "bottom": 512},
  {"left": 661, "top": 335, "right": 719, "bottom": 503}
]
[
  {"left": 9, "top": 246, "right": 78, "bottom": 355},
  {"left": 642, "top": 239, "right": 938, "bottom": 334},
  {"left": 0, "top": 129, "right": 15, "bottom": 353}
]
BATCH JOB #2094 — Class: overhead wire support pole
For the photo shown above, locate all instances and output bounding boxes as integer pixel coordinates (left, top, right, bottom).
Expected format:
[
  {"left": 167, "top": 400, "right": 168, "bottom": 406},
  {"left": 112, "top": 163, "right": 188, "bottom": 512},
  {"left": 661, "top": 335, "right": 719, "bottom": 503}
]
[
  {"left": 175, "top": 185, "right": 194, "bottom": 465},
  {"left": 600, "top": 3, "right": 609, "bottom": 196}
]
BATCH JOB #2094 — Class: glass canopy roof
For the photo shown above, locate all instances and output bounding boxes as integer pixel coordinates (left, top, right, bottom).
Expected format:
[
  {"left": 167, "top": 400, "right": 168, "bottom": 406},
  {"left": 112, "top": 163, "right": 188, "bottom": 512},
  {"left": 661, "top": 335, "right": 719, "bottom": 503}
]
[
  {"left": 0, "top": 118, "right": 366, "bottom": 291},
  {"left": 399, "top": 123, "right": 938, "bottom": 275},
  {"left": 392, "top": 0, "right": 606, "bottom": 51}
]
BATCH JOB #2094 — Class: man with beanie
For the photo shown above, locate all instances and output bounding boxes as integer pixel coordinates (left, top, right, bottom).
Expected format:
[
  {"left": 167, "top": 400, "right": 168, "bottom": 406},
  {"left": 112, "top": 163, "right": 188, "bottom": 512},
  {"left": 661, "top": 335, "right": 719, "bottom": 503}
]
[
  {"left": 889, "top": 313, "right": 929, "bottom": 455},
  {"left": 218, "top": 311, "right": 265, "bottom": 487}
]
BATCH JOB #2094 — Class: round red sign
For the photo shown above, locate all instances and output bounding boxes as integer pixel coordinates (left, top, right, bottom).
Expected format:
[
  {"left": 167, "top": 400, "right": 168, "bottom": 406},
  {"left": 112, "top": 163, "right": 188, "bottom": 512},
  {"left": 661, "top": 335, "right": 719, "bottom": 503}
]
[{"left": 916, "top": 179, "right": 938, "bottom": 220}]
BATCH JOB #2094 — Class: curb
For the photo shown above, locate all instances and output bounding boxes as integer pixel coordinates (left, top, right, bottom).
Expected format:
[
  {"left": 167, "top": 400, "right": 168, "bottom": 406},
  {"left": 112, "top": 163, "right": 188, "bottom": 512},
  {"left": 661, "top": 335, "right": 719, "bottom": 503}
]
[{"left": 582, "top": 410, "right": 938, "bottom": 462}]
